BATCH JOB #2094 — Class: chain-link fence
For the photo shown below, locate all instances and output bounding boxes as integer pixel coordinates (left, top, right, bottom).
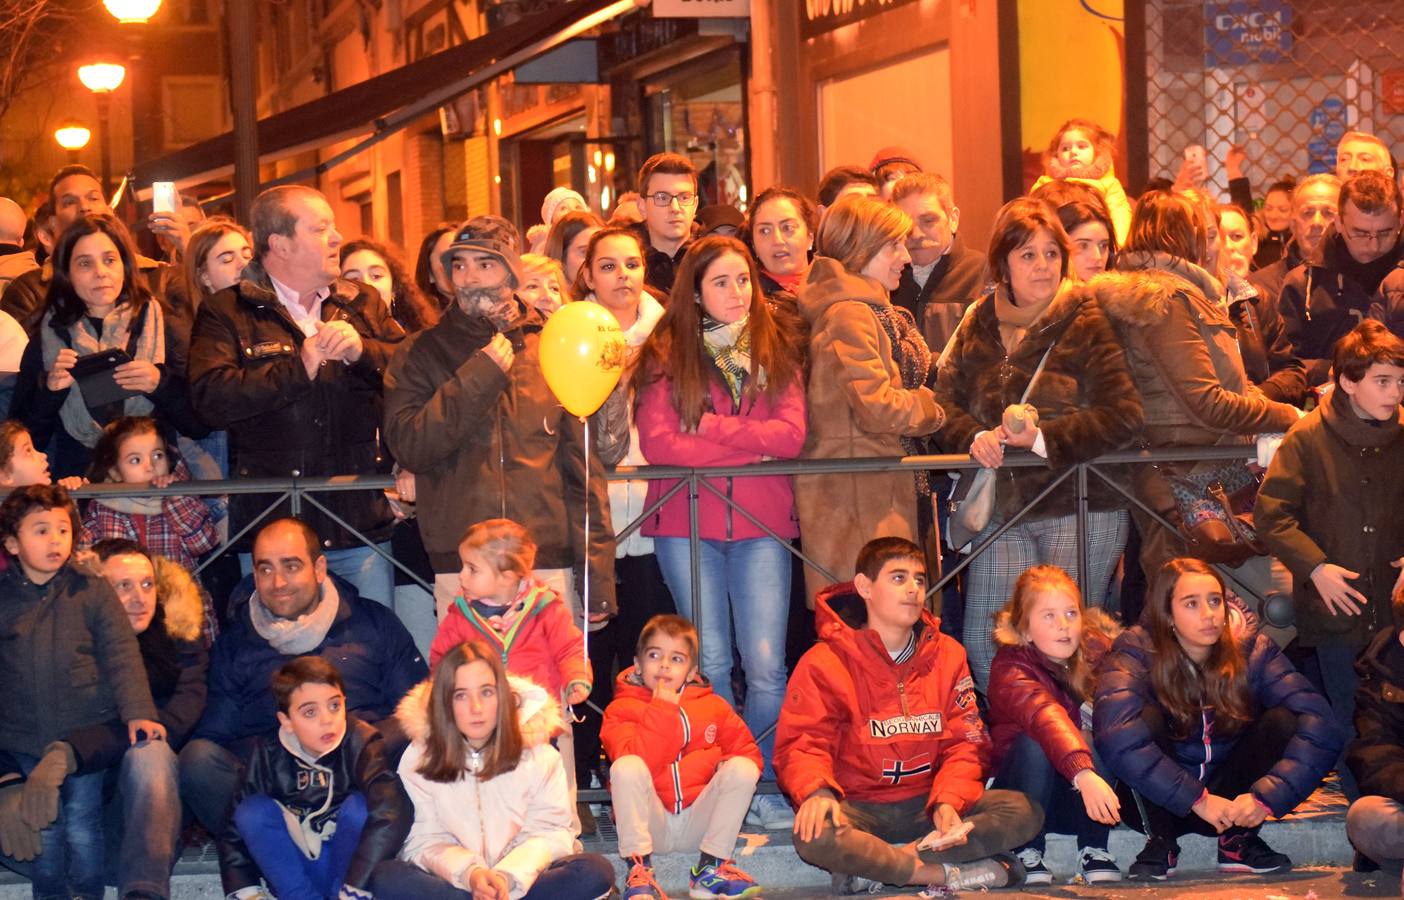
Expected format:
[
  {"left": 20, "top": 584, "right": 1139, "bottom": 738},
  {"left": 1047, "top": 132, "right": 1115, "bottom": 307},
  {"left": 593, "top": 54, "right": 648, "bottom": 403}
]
[{"left": 1143, "top": 0, "right": 1404, "bottom": 200}]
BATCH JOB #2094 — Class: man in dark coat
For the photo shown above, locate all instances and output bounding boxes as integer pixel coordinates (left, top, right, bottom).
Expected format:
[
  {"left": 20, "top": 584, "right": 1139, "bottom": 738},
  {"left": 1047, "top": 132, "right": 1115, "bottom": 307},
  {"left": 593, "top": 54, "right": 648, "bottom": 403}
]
[
  {"left": 382, "top": 216, "right": 616, "bottom": 625},
  {"left": 176, "top": 518, "right": 426, "bottom": 835},
  {"left": 890, "top": 173, "right": 988, "bottom": 355},
  {"left": 1278, "top": 171, "right": 1404, "bottom": 385},
  {"left": 188, "top": 185, "right": 404, "bottom": 604}
]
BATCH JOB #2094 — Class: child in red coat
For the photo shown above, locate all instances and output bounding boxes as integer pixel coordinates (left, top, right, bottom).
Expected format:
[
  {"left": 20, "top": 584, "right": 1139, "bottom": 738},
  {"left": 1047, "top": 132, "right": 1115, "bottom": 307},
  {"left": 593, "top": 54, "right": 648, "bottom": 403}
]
[
  {"left": 429, "top": 518, "right": 592, "bottom": 828},
  {"left": 602, "top": 615, "right": 763, "bottom": 899}
]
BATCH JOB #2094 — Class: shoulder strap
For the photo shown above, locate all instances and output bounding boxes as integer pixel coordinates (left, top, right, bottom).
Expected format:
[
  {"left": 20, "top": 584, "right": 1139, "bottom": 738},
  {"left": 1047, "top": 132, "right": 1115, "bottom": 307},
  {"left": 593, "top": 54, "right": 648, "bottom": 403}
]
[{"left": 1019, "top": 340, "right": 1056, "bottom": 404}]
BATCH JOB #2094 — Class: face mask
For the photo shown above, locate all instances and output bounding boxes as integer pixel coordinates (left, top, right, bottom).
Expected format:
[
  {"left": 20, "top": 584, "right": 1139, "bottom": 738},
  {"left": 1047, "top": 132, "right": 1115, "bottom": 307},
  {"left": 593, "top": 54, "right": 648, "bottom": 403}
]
[{"left": 458, "top": 283, "right": 517, "bottom": 330}]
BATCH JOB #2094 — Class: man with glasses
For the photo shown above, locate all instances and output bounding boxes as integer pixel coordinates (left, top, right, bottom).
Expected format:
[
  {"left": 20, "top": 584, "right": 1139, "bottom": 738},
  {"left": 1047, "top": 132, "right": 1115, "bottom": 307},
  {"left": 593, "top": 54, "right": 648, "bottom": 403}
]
[
  {"left": 634, "top": 152, "right": 700, "bottom": 295},
  {"left": 1280, "top": 170, "right": 1403, "bottom": 385}
]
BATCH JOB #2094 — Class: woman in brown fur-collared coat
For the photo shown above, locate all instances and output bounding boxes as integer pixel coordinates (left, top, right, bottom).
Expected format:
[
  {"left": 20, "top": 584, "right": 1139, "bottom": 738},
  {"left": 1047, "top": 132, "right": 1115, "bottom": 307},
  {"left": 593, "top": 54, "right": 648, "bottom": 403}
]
[
  {"left": 933, "top": 198, "right": 1142, "bottom": 687},
  {"left": 1095, "top": 192, "right": 1301, "bottom": 593},
  {"left": 794, "top": 196, "right": 945, "bottom": 604}
]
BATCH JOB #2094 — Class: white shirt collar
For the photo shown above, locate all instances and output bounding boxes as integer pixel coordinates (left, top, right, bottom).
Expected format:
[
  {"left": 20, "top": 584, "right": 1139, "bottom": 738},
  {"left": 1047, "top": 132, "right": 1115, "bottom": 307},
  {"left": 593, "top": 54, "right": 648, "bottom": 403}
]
[{"left": 268, "top": 273, "right": 329, "bottom": 338}]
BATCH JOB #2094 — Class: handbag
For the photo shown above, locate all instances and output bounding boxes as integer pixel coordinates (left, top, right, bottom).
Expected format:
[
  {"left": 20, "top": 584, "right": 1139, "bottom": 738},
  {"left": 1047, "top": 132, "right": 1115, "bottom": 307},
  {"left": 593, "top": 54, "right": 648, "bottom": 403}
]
[
  {"left": 946, "top": 340, "right": 1056, "bottom": 552},
  {"left": 1167, "top": 463, "right": 1267, "bottom": 567}
]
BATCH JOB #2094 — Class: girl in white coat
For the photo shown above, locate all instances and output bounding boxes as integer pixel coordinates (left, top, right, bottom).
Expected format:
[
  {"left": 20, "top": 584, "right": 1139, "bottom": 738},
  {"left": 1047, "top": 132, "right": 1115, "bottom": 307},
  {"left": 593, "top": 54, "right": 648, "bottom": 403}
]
[{"left": 370, "top": 641, "right": 615, "bottom": 900}]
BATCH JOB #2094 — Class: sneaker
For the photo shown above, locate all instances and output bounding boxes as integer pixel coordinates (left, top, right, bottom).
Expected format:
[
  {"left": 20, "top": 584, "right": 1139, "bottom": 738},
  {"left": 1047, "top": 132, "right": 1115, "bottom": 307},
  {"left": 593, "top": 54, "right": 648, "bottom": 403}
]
[
  {"left": 1016, "top": 848, "right": 1052, "bottom": 885},
  {"left": 745, "top": 792, "right": 795, "bottom": 830},
  {"left": 941, "top": 852, "right": 1024, "bottom": 891},
  {"left": 831, "top": 873, "right": 884, "bottom": 895},
  {"left": 1077, "top": 846, "right": 1122, "bottom": 883},
  {"left": 625, "top": 857, "right": 669, "bottom": 900},
  {"left": 1218, "top": 830, "right": 1292, "bottom": 874},
  {"left": 690, "top": 860, "right": 762, "bottom": 899},
  {"left": 1127, "top": 834, "right": 1179, "bottom": 881}
]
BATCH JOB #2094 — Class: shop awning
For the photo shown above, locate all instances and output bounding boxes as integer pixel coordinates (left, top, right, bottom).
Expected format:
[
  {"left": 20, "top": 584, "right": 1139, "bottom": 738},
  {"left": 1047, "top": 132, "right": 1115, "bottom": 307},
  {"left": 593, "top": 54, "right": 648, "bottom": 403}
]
[{"left": 132, "top": 0, "right": 633, "bottom": 190}]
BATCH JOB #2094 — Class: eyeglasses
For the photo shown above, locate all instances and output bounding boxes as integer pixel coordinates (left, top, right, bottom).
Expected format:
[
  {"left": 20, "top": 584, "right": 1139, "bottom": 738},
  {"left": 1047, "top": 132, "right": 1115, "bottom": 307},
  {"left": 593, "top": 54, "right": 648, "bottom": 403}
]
[
  {"left": 648, "top": 191, "right": 697, "bottom": 208},
  {"left": 1345, "top": 226, "right": 1400, "bottom": 245}
]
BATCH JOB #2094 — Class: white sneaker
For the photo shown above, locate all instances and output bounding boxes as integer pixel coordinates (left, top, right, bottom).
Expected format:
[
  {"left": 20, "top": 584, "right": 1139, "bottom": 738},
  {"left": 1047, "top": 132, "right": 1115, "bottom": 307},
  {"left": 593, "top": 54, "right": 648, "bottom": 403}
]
[
  {"left": 941, "top": 853, "right": 1024, "bottom": 891},
  {"left": 831, "top": 872, "right": 884, "bottom": 895},
  {"left": 744, "top": 793, "right": 795, "bottom": 830}
]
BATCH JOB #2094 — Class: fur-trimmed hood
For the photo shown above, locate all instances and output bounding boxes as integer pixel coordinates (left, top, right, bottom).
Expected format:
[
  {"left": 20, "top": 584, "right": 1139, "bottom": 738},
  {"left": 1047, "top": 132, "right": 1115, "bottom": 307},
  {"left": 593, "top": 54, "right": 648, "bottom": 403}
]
[
  {"left": 394, "top": 672, "right": 564, "bottom": 748},
  {"left": 153, "top": 556, "right": 204, "bottom": 643},
  {"left": 1042, "top": 154, "right": 1114, "bottom": 182},
  {"left": 992, "top": 604, "right": 1122, "bottom": 650},
  {"left": 1091, "top": 253, "right": 1222, "bottom": 329}
]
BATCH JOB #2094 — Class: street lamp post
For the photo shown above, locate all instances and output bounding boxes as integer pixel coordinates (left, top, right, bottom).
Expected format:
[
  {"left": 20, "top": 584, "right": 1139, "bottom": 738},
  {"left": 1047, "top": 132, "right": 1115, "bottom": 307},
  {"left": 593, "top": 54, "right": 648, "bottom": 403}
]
[
  {"left": 99, "top": 1, "right": 160, "bottom": 203},
  {"left": 54, "top": 123, "right": 93, "bottom": 164},
  {"left": 77, "top": 63, "right": 126, "bottom": 197}
]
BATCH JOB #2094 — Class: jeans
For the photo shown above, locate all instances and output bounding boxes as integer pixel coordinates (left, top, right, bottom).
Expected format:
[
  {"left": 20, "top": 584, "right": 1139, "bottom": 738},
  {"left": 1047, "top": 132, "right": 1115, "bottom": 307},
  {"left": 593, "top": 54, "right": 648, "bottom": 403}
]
[
  {"left": 370, "top": 854, "right": 615, "bottom": 900},
  {"left": 792, "top": 790, "right": 1042, "bottom": 886},
  {"left": 991, "top": 734, "right": 1110, "bottom": 853},
  {"left": 234, "top": 792, "right": 368, "bottom": 900},
  {"left": 1118, "top": 705, "right": 1297, "bottom": 840},
  {"left": 106, "top": 740, "right": 181, "bottom": 899},
  {"left": 1347, "top": 796, "right": 1404, "bottom": 873},
  {"left": 178, "top": 738, "right": 249, "bottom": 833},
  {"left": 7, "top": 753, "right": 105, "bottom": 900},
  {"left": 1315, "top": 643, "right": 1361, "bottom": 801},
  {"left": 241, "top": 543, "right": 394, "bottom": 608},
  {"left": 654, "top": 536, "right": 790, "bottom": 780}
]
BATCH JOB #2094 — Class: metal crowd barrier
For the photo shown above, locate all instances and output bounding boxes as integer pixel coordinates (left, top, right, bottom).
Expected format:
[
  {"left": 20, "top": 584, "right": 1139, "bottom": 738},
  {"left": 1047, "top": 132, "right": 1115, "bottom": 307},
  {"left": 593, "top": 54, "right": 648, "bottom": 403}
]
[{"left": 69, "top": 445, "right": 1266, "bottom": 802}]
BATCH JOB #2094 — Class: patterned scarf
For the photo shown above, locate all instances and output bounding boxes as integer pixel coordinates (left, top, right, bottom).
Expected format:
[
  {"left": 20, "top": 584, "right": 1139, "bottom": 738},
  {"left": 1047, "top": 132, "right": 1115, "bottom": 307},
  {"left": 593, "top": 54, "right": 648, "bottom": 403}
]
[
  {"left": 702, "top": 315, "right": 759, "bottom": 407},
  {"left": 40, "top": 301, "right": 164, "bottom": 448},
  {"left": 867, "top": 302, "right": 935, "bottom": 493}
]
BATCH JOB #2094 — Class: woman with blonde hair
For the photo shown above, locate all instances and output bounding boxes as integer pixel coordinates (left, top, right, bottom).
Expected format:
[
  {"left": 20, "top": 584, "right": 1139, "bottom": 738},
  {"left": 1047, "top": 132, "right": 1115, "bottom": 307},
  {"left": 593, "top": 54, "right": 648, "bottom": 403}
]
[{"left": 793, "top": 195, "right": 944, "bottom": 601}]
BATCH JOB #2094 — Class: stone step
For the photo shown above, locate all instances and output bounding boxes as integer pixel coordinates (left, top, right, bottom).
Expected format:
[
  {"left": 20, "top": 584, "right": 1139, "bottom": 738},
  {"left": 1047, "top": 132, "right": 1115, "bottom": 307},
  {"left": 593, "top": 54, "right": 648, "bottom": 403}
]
[{"left": 0, "top": 781, "right": 1352, "bottom": 898}]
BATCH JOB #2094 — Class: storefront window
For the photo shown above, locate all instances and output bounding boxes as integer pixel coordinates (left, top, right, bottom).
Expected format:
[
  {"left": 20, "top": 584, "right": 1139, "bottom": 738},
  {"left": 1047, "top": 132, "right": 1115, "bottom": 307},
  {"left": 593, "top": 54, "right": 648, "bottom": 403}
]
[{"left": 645, "top": 48, "right": 750, "bottom": 212}]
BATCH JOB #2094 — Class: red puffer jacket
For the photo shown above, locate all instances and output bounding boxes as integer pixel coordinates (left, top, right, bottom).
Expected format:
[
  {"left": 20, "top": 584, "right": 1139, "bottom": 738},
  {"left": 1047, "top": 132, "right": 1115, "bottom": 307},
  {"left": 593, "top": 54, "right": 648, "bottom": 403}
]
[
  {"left": 601, "top": 666, "right": 762, "bottom": 814},
  {"left": 774, "top": 582, "right": 988, "bottom": 815},
  {"left": 987, "top": 618, "right": 1117, "bottom": 783}
]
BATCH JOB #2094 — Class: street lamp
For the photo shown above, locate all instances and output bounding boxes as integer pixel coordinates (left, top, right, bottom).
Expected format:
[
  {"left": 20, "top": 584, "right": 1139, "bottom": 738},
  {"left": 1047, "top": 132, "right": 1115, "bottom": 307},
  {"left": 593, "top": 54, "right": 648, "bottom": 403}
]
[
  {"left": 78, "top": 63, "right": 126, "bottom": 197},
  {"left": 54, "top": 123, "right": 93, "bottom": 163},
  {"left": 102, "top": 0, "right": 161, "bottom": 24}
]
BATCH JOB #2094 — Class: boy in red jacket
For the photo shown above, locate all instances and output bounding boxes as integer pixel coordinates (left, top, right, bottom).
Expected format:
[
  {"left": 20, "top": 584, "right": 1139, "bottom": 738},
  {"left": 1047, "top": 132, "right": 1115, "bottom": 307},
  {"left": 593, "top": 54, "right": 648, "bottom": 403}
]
[
  {"left": 776, "top": 537, "right": 1041, "bottom": 894},
  {"left": 602, "top": 615, "right": 763, "bottom": 899}
]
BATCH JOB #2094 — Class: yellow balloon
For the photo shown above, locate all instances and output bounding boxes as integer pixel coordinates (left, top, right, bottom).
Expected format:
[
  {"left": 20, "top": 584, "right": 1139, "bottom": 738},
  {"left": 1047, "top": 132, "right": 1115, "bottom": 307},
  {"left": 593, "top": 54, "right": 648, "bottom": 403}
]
[{"left": 539, "top": 302, "right": 628, "bottom": 417}]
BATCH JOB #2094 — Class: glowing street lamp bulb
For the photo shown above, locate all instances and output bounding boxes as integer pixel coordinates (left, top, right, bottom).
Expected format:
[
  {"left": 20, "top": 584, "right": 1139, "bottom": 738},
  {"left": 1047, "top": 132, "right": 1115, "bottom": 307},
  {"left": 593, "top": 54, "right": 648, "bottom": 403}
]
[
  {"left": 103, "top": 0, "right": 162, "bottom": 24},
  {"left": 78, "top": 63, "right": 127, "bottom": 93},
  {"left": 54, "top": 124, "right": 92, "bottom": 151}
]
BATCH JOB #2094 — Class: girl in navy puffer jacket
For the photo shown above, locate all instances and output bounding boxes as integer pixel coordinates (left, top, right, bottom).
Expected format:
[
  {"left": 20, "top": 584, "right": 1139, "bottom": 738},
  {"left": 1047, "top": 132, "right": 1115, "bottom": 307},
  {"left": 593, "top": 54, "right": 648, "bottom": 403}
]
[
  {"left": 1093, "top": 558, "right": 1342, "bottom": 881},
  {"left": 989, "top": 565, "right": 1122, "bottom": 885}
]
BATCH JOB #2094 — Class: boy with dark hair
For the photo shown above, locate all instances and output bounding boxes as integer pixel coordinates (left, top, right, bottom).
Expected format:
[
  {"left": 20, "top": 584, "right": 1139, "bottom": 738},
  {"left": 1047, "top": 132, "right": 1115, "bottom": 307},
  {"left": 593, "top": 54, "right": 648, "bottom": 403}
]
[
  {"left": 602, "top": 614, "right": 763, "bottom": 899},
  {"left": 0, "top": 485, "right": 161, "bottom": 897},
  {"left": 634, "top": 152, "right": 699, "bottom": 294},
  {"left": 1257, "top": 318, "right": 1404, "bottom": 802},
  {"left": 218, "top": 656, "right": 410, "bottom": 900},
  {"left": 775, "top": 537, "right": 1039, "bottom": 894}
]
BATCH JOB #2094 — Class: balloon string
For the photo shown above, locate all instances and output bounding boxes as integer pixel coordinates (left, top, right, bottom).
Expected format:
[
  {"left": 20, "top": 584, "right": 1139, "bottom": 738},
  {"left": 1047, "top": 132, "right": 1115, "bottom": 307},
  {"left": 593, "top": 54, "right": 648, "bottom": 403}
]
[{"left": 581, "top": 413, "right": 590, "bottom": 670}]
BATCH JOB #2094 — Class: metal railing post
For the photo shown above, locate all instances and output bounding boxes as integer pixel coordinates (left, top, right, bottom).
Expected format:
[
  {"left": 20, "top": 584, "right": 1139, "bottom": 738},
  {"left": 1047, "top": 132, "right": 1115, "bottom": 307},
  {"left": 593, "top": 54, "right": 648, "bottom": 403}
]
[
  {"left": 1076, "top": 462, "right": 1090, "bottom": 595},
  {"left": 687, "top": 472, "right": 703, "bottom": 649}
]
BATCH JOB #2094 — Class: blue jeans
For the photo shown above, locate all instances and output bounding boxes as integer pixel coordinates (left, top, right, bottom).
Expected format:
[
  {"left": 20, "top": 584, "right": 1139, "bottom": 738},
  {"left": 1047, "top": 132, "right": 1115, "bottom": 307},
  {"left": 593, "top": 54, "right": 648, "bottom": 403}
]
[
  {"left": 240, "top": 543, "right": 394, "bottom": 607},
  {"left": 105, "top": 740, "right": 181, "bottom": 898},
  {"left": 370, "top": 854, "right": 615, "bottom": 900},
  {"left": 234, "top": 792, "right": 368, "bottom": 900},
  {"left": 6, "top": 753, "right": 105, "bottom": 900},
  {"left": 991, "top": 733, "right": 1110, "bottom": 853},
  {"left": 1315, "top": 643, "right": 1361, "bottom": 801},
  {"left": 177, "top": 738, "right": 248, "bottom": 834},
  {"left": 654, "top": 536, "right": 790, "bottom": 780}
]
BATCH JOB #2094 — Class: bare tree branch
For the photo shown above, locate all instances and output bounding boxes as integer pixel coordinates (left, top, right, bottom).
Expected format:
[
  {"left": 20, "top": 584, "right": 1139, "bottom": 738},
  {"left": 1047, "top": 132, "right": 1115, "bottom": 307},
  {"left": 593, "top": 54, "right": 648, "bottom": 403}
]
[{"left": 0, "top": 0, "right": 83, "bottom": 122}]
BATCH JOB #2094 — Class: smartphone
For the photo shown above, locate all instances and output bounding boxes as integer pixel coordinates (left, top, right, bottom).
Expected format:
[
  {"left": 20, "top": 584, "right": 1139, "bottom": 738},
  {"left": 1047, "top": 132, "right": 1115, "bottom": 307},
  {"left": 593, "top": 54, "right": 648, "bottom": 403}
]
[
  {"left": 152, "top": 181, "right": 178, "bottom": 214},
  {"left": 1183, "top": 145, "right": 1207, "bottom": 181}
]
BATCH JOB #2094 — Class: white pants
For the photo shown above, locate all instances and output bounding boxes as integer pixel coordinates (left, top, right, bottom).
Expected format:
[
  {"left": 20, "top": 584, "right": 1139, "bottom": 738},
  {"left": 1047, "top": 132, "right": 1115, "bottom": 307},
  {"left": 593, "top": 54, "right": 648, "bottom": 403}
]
[{"left": 610, "top": 755, "right": 760, "bottom": 859}]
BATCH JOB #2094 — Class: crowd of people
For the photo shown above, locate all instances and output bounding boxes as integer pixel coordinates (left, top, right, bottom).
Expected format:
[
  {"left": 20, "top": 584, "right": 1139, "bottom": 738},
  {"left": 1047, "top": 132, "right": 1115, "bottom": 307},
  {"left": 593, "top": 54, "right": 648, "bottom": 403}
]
[{"left": 0, "top": 118, "right": 1399, "bottom": 899}]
